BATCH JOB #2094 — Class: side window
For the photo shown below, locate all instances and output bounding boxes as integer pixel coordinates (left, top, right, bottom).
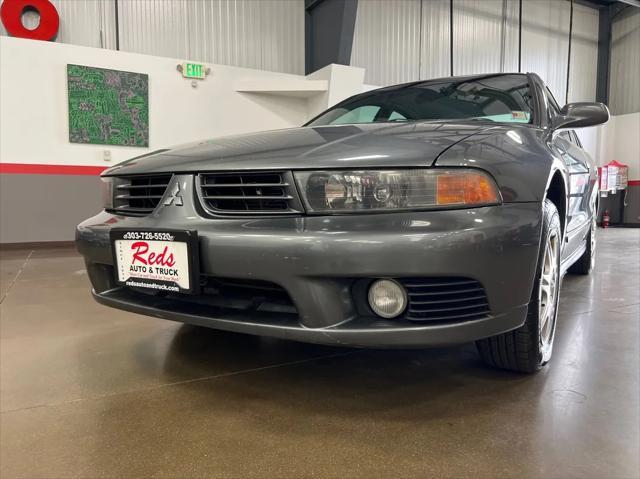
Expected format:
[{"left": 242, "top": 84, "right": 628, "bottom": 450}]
[
  {"left": 329, "top": 105, "right": 381, "bottom": 125},
  {"left": 559, "top": 131, "right": 572, "bottom": 142},
  {"left": 388, "top": 111, "right": 407, "bottom": 121},
  {"left": 570, "top": 131, "right": 582, "bottom": 147},
  {"left": 558, "top": 130, "right": 581, "bottom": 147},
  {"left": 546, "top": 87, "right": 562, "bottom": 118},
  {"left": 558, "top": 130, "right": 582, "bottom": 148},
  {"left": 546, "top": 87, "right": 580, "bottom": 148}
]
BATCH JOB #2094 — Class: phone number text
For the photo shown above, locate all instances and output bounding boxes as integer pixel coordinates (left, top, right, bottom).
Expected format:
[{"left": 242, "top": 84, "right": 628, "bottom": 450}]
[{"left": 121, "top": 232, "right": 175, "bottom": 241}]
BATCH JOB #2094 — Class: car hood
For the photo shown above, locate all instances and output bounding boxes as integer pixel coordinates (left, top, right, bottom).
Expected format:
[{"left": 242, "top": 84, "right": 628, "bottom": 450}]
[{"left": 103, "top": 121, "right": 496, "bottom": 176}]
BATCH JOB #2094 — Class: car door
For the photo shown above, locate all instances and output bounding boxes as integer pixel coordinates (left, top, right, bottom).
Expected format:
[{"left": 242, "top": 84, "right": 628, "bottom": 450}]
[{"left": 545, "top": 88, "right": 595, "bottom": 256}]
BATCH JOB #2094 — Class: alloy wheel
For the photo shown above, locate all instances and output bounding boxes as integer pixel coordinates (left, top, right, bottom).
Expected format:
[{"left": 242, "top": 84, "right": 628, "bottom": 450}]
[{"left": 539, "top": 230, "right": 559, "bottom": 356}]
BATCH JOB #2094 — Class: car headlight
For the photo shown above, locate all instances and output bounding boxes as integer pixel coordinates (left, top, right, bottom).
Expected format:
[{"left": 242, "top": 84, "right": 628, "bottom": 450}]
[
  {"left": 294, "top": 169, "right": 501, "bottom": 213},
  {"left": 101, "top": 177, "right": 114, "bottom": 209}
]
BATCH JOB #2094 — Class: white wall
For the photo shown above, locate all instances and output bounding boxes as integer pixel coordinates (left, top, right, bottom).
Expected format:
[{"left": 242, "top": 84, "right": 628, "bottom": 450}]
[
  {"left": 593, "top": 113, "right": 640, "bottom": 179},
  {"left": 591, "top": 112, "right": 640, "bottom": 224},
  {"left": 2, "top": 35, "right": 634, "bottom": 175},
  {"left": 0, "top": 37, "right": 364, "bottom": 169},
  {"left": 0, "top": 37, "right": 367, "bottom": 244}
]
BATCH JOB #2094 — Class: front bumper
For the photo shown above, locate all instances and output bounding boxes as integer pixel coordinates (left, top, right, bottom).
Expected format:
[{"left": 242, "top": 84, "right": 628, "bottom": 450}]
[{"left": 76, "top": 176, "right": 542, "bottom": 347}]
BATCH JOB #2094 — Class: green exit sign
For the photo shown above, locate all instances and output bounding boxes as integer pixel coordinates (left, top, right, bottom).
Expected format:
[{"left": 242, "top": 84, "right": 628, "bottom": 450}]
[{"left": 182, "top": 62, "right": 206, "bottom": 79}]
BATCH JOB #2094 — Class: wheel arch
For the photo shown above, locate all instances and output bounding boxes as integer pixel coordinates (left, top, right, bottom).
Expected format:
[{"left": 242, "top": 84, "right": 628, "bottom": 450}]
[{"left": 545, "top": 170, "right": 567, "bottom": 236}]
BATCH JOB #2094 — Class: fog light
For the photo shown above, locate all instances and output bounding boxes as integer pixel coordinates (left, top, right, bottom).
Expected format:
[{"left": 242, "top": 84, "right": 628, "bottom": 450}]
[{"left": 368, "top": 279, "right": 407, "bottom": 318}]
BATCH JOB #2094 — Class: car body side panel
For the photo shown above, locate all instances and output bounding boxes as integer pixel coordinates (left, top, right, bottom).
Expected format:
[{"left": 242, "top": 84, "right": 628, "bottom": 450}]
[
  {"left": 549, "top": 133, "right": 597, "bottom": 258},
  {"left": 434, "top": 124, "right": 599, "bottom": 268},
  {"left": 433, "top": 126, "right": 559, "bottom": 203}
]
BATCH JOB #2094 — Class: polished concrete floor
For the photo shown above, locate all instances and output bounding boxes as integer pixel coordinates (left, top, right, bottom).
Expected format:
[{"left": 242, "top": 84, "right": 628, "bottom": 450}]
[{"left": 0, "top": 228, "right": 638, "bottom": 478}]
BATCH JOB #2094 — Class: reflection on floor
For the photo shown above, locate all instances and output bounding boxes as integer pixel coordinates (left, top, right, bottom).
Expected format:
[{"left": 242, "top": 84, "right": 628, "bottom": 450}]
[{"left": 0, "top": 229, "right": 638, "bottom": 478}]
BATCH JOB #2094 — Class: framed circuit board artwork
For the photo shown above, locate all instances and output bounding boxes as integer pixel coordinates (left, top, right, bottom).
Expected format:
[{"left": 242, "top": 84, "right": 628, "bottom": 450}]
[{"left": 67, "top": 64, "right": 149, "bottom": 147}]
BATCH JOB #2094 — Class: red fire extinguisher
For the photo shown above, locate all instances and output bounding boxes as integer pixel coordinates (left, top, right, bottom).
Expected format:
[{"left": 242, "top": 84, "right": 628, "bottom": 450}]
[{"left": 603, "top": 210, "right": 610, "bottom": 228}]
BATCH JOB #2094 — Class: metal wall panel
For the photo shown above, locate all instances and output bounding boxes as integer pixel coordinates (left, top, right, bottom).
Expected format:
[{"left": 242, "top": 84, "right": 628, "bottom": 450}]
[
  {"left": 351, "top": 0, "right": 575, "bottom": 88},
  {"left": 188, "top": 0, "right": 260, "bottom": 71},
  {"left": 259, "top": 0, "right": 305, "bottom": 75},
  {"left": 567, "top": 3, "right": 599, "bottom": 103},
  {"left": 0, "top": 0, "right": 117, "bottom": 49},
  {"left": 55, "top": 0, "right": 116, "bottom": 49},
  {"left": 501, "top": 0, "right": 520, "bottom": 74},
  {"left": 118, "top": 0, "right": 191, "bottom": 60},
  {"left": 609, "top": 7, "right": 640, "bottom": 115},
  {"left": 1, "top": 0, "right": 304, "bottom": 75},
  {"left": 521, "top": 0, "right": 571, "bottom": 105},
  {"left": 419, "top": 0, "right": 450, "bottom": 80},
  {"left": 452, "top": 0, "right": 519, "bottom": 76},
  {"left": 118, "top": 0, "right": 304, "bottom": 74},
  {"left": 350, "top": 0, "right": 422, "bottom": 86}
]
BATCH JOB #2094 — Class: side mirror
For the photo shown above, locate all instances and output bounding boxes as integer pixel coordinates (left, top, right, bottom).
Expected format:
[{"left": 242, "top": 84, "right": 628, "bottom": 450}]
[{"left": 551, "top": 102, "right": 609, "bottom": 130}]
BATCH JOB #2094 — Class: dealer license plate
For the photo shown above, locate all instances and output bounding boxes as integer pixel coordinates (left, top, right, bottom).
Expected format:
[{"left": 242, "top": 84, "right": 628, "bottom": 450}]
[{"left": 110, "top": 229, "right": 199, "bottom": 294}]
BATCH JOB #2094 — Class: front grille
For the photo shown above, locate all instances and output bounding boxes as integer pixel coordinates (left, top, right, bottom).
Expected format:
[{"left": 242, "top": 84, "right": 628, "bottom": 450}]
[
  {"left": 111, "top": 175, "right": 172, "bottom": 216},
  {"left": 400, "top": 277, "right": 491, "bottom": 322},
  {"left": 197, "top": 171, "right": 303, "bottom": 215}
]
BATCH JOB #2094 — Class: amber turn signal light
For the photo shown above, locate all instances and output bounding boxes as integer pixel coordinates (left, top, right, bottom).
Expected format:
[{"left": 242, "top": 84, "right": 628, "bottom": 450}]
[{"left": 436, "top": 171, "right": 501, "bottom": 205}]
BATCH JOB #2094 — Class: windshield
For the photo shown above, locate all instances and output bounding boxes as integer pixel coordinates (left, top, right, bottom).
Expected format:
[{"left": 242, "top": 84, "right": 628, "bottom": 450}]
[{"left": 307, "top": 74, "right": 534, "bottom": 127}]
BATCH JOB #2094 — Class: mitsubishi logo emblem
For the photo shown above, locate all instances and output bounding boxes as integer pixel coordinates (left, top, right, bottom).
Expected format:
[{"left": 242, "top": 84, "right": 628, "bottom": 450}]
[{"left": 163, "top": 182, "right": 183, "bottom": 206}]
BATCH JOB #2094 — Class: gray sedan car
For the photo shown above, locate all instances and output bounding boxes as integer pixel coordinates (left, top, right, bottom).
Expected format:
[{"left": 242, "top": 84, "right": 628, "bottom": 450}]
[{"left": 76, "top": 73, "right": 608, "bottom": 373}]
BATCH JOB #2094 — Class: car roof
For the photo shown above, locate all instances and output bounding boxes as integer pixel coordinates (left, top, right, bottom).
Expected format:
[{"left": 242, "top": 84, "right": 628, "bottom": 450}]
[{"left": 367, "top": 72, "right": 532, "bottom": 94}]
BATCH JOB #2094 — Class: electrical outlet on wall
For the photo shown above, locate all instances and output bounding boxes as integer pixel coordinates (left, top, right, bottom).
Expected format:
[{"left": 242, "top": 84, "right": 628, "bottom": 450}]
[{"left": 103, "top": 150, "right": 112, "bottom": 162}]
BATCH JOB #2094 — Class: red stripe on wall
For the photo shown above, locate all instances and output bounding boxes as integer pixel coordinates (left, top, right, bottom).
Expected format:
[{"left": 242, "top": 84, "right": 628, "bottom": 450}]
[
  {"left": 1, "top": 162, "right": 640, "bottom": 185},
  {"left": 0, "top": 163, "right": 107, "bottom": 176}
]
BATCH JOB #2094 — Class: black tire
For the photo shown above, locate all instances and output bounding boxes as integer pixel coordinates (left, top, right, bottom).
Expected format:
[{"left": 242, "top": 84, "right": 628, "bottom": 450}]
[
  {"left": 476, "top": 199, "right": 562, "bottom": 373},
  {"left": 568, "top": 211, "right": 596, "bottom": 275}
]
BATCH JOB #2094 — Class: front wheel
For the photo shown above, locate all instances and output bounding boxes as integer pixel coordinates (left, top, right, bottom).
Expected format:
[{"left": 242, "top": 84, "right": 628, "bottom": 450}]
[{"left": 476, "top": 199, "right": 562, "bottom": 373}]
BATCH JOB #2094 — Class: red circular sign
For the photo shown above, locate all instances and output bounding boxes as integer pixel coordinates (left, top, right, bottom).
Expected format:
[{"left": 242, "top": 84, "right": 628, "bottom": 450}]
[{"left": 0, "top": 0, "right": 59, "bottom": 41}]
